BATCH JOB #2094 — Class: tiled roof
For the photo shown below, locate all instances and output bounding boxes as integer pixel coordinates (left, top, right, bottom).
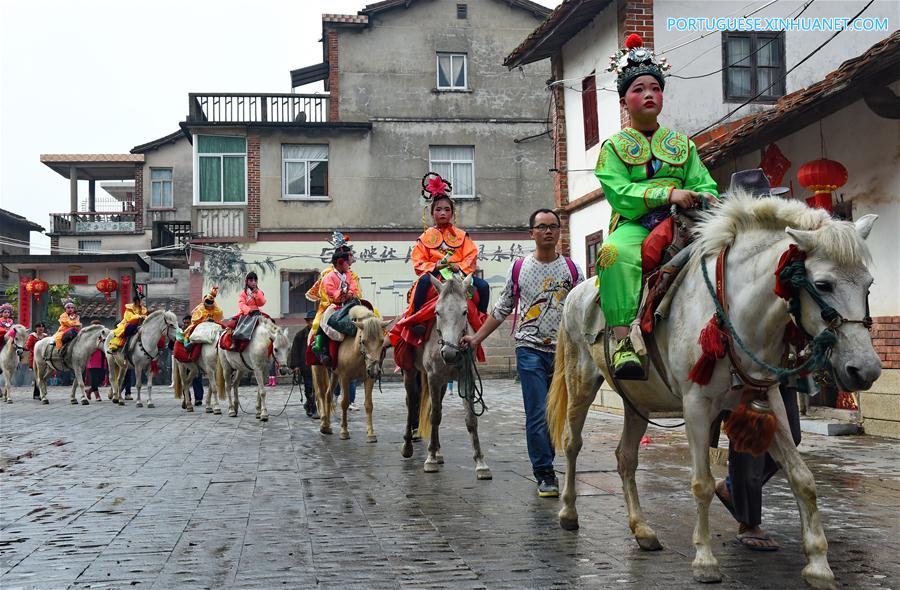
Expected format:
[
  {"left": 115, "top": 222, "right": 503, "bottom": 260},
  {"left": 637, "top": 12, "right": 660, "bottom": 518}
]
[
  {"left": 131, "top": 131, "right": 185, "bottom": 154},
  {"left": 698, "top": 31, "right": 900, "bottom": 168},
  {"left": 504, "top": 0, "right": 613, "bottom": 68},
  {"left": 40, "top": 154, "right": 144, "bottom": 163},
  {"left": 322, "top": 13, "right": 369, "bottom": 25},
  {"left": 77, "top": 295, "right": 190, "bottom": 320}
]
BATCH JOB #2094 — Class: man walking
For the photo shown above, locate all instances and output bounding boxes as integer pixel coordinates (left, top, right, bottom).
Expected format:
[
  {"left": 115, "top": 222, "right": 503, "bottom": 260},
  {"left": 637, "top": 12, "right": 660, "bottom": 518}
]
[
  {"left": 290, "top": 310, "right": 316, "bottom": 417},
  {"left": 463, "top": 208, "right": 583, "bottom": 497}
]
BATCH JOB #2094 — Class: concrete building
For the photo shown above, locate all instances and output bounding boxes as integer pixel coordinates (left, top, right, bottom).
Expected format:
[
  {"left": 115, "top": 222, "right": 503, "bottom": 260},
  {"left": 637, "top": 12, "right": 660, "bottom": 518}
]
[
  {"left": 0, "top": 209, "right": 44, "bottom": 317},
  {"left": 178, "top": 0, "right": 554, "bottom": 339}
]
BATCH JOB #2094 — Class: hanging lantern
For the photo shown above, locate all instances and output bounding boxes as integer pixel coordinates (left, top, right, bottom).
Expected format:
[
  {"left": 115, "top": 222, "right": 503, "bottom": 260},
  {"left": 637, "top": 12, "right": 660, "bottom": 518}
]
[
  {"left": 26, "top": 278, "right": 50, "bottom": 302},
  {"left": 96, "top": 277, "right": 119, "bottom": 303},
  {"left": 797, "top": 158, "right": 847, "bottom": 213}
]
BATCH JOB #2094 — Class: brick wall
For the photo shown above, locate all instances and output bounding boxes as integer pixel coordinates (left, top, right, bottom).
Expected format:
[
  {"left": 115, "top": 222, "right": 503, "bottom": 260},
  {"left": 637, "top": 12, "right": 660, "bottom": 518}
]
[
  {"left": 872, "top": 316, "right": 900, "bottom": 369},
  {"left": 550, "top": 55, "right": 570, "bottom": 256},
  {"left": 134, "top": 164, "right": 144, "bottom": 232},
  {"left": 247, "top": 134, "right": 260, "bottom": 238},
  {"left": 189, "top": 249, "right": 204, "bottom": 305},
  {"left": 327, "top": 30, "right": 340, "bottom": 122}
]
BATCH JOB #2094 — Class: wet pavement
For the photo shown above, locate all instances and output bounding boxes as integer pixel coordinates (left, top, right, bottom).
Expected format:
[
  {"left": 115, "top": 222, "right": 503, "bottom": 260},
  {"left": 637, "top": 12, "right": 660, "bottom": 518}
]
[{"left": 0, "top": 379, "right": 897, "bottom": 589}]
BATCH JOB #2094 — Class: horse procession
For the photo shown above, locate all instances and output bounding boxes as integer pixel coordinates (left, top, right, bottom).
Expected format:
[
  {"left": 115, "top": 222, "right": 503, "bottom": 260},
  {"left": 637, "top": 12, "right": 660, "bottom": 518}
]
[{"left": 0, "top": 36, "right": 885, "bottom": 589}]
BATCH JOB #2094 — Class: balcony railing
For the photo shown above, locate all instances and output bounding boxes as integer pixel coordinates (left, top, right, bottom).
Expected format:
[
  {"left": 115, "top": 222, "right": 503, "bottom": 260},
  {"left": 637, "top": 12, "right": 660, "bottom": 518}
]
[
  {"left": 193, "top": 206, "right": 246, "bottom": 240},
  {"left": 49, "top": 211, "right": 140, "bottom": 236},
  {"left": 188, "top": 93, "right": 329, "bottom": 124},
  {"left": 151, "top": 220, "right": 193, "bottom": 251}
]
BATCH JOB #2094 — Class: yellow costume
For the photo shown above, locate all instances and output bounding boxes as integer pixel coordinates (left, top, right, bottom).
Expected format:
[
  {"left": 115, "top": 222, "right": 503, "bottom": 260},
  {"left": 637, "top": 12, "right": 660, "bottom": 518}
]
[
  {"left": 108, "top": 302, "right": 148, "bottom": 351},
  {"left": 305, "top": 265, "right": 365, "bottom": 343},
  {"left": 54, "top": 312, "right": 81, "bottom": 349},
  {"left": 184, "top": 287, "right": 223, "bottom": 340}
]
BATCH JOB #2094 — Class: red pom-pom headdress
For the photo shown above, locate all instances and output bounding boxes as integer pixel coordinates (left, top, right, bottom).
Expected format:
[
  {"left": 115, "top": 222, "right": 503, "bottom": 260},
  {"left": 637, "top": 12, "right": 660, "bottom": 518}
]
[
  {"left": 421, "top": 172, "right": 452, "bottom": 201},
  {"left": 608, "top": 33, "right": 671, "bottom": 97}
]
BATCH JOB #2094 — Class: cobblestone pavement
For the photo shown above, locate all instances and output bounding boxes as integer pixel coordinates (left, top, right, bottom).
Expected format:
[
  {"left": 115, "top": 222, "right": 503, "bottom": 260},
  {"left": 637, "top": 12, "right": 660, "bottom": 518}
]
[{"left": 1, "top": 380, "right": 897, "bottom": 589}]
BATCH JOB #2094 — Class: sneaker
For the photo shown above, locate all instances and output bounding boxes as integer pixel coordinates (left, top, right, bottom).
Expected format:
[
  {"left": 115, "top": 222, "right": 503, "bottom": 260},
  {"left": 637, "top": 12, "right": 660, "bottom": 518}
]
[
  {"left": 348, "top": 402, "right": 358, "bottom": 411},
  {"left": 612, "top": 337, "right": 645, "bottom": 380},
  {"left": 194, "top": 399, "right": 203, "bottom": 406},
  {"left": 537, "top": 474, "right": 560, "bottom": 498}
]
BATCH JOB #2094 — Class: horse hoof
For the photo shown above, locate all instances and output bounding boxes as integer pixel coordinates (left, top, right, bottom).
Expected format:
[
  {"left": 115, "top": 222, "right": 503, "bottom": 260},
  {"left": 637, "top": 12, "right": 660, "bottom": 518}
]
[
  {"left": 42, "top": 399, "right": 49, "bottom": 405},
  {"left": 559, "top": 516, "right": 579, "bottom": 531},
  {"left": 205, "top": 407, "right": 213, "bottom": 414},
  {"left": 636, "top": 536, "right": 663, "bottom": 551},
  {"left": 692, "top": 565, "right": 722, "bottom": 584},
  {"left": 117, "top": 400, "right": 125, "bottom": 406},
  {"left": 476, "top": 467, "right": 492, "bottom": 480},
  {"left": 340, "top": 431, "right": 350, "bottom": 440},
  {"left": 320, "top": 426, "right": 332, "bottom": 435},
  {"left": 185, "top": 406, "right": 194, "bottom": 412},
  {"left": 424, "top": 459, "right": 440, "bottom": 473},
  {"left": 401, "top": 443, "right": 413, "bottom": 458},
  {"left": 181, "top": 401, "right": 186, "bottom": 409},
  {"left": 70, "top": 399, "right": 78, "bottom": 405},
  {"left": 255, "top": 414, "right": 261, "bottom": 420},
  {"left": 135, "top": 402, "right": 143, "bottom": 408},
  {"left": 435, "top": 453, "right": 444, "bottom": 465},
  {"left": 81, "top": 399, "right": 90, "bottom": 405},
  {"left": 147, "top": 403, "right": 154, "bottom": 408},
  {"left": 367, "top": 435, "right": 378, "bottom": 444},
  {"left": 802, "top": 565, "right": 837, "bottom": 590},
  {"left": 228, "top": 410, "right": 237, "bottom": 417},
  {"left": 213, "top": 408, "right": 222, "bottom": 415},
  {"left": 260, "top": 415, "right": 268, "bottom": 422},
  {"left": 411, "top": 429, "right": 421, "bottom": 442},
  {"left": 6, "top": 399, "right": 12, "bottom": 404}
]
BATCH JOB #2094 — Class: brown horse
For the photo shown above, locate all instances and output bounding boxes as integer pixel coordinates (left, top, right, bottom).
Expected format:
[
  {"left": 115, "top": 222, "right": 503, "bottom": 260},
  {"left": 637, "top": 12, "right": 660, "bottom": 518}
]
[{"left": 313, "top": 305, "right": 390, "bottom": 440}]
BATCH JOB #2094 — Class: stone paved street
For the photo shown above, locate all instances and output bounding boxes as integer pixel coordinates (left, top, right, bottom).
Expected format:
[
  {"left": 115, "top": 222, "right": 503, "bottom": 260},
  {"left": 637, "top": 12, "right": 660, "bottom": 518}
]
[{"left": 1, "top": 380, "right": 897, "bottom": 589}]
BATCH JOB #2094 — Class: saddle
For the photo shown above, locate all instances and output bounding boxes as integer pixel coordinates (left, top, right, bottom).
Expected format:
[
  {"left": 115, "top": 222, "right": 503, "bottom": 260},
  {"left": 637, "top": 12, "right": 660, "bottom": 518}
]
[
  {"left": 173, "top": 340, "right": 202, "bottom": 363},
  {"left": 304, "top": 339, "right": 340, "bottom": 369},
  {"left": 637, "top": 208, "right": 701, "bottom": 335},
  {"left": 219, "top": 330, "right": 250, "bottom": 353}
]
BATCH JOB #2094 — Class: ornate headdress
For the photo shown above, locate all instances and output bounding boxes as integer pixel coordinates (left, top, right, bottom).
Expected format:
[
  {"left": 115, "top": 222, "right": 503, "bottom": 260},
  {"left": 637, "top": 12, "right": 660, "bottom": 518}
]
[
  {"left": 328, "top": 231, "right": 353, "bottom": 264},
  {"left": 203, "top": 286, "right": 219, "bottom": 305},
  {"left": 0, "top": 303, "right": 13, "bottom": 315},
  {"left": 608, "top": 34, "right": 671, "bottom": 97},
  {"left": 133, "top": 284, "right": 145, "bottom": 301},
  {"left": 420, "top": 172, "right": 457, "bottom": 228},
  {"left": 62, "top": 298, "right": 76, "bottom": 308}
]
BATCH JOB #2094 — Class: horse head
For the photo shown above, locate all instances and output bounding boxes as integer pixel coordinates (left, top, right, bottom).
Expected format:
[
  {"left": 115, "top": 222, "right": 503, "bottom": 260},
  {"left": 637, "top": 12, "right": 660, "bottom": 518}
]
[
  {"left": 785, "top": 214, "right": 881, "bottom": 391},
  {"left": 430, "top": 274, "right": 472, "bottom": 365},
  {"left": 7, "top": 325, "right": 28, "bottom": 357},
  {"left": 162, "top": 310, "right": 180, "bottom": 342},
  {"left": 350, "top": 306, "right": 391, "bottom": 379},
  {"left": 264, "top": 319, "right": 291, "bottom": 374}
]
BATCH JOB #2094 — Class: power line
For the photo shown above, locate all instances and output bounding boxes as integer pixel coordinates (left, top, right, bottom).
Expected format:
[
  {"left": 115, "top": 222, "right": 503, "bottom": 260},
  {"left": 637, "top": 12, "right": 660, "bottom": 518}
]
[{"left": 690, "top": 0, "right": 875, "bottom": 140}]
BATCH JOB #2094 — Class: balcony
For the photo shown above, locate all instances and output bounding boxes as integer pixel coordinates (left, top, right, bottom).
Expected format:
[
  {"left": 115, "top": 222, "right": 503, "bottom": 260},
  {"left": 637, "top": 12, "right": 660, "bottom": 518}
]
[
  {"left": 48, "top": 211, "right": 140, "bottom": 236},
  {"left": 150, "top": 220, "right": 193, "bottom": 269},
  {"left": 188, "top": 93, "right": 329, "bottom": 124},
  {"left": 193, "top": 206, "right": 246, "bottom": 241}
]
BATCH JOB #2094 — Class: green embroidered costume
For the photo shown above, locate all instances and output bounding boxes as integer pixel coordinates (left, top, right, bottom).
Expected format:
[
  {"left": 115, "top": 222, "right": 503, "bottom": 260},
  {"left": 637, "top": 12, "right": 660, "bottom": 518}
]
[{"left": 594, "top": 126, "right": 718, "bottom": 326}]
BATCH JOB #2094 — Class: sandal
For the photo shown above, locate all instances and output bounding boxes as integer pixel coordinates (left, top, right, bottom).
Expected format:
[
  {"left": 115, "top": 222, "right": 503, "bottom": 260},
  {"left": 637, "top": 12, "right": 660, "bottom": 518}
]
[
  {"left": 714, "top": 479, "right": 738, "bottom": 521},
  {"left": 737, "top": 531, "right": 780, "bottom": 552}
]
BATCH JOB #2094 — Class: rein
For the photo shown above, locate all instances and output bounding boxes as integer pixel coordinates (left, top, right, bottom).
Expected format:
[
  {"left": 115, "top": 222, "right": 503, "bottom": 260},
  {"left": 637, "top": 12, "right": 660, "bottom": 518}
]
[{"left": 439, "top": 337, "right": 487, "bottom": 417}]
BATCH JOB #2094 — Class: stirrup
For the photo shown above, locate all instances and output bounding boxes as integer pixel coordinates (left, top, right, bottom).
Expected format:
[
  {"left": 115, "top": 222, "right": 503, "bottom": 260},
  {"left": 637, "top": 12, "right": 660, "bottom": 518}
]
[{"left": 613, "top": 337, "right": 645, "bottom": 380}]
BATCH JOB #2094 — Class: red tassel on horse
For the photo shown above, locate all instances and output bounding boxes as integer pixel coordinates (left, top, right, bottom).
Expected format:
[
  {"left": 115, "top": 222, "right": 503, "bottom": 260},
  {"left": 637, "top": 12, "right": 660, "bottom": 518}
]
[
  {"left": 724, "top": 391, "right": 778, "bottom": 456},
  {"left": 774, "top": 244, "right": 806, "bottom": 300},
  {"left": 688, "top": 315, "right": 727, "bottom": 385}
]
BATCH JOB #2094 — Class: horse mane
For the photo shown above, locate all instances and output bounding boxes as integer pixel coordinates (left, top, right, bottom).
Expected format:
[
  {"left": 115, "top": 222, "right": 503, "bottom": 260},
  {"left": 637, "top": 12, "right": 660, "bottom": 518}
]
[
  {"left": 440, "top": 277, "right": 468, "bottom": 299},
  {"left": 693, "top": 190, "right": 871, "bottom": 266},
  {"left": 349, "top": 306, "right": 382, "bottom": 343}
]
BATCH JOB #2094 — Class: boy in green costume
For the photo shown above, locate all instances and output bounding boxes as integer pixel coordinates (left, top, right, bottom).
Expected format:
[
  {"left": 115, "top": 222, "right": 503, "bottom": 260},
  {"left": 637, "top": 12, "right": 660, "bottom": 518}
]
[{"left": 596, "top": 33, "right": 718, "bottom": 379}]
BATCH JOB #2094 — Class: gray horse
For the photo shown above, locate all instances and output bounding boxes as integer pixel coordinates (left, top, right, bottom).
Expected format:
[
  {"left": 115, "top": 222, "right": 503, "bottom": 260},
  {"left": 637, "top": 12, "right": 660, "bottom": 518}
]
[
  {"left": 105, "top": 310, "right": 179, "bottom": 408},
  {"left": 1, "top": 325, "right": 28, "bottom": 403},
  {"left": 401, "top": 275, "right": 491, "bottom": 480},
  {"left": 33, "top": 324, "right": 110, "bottom": 405}
]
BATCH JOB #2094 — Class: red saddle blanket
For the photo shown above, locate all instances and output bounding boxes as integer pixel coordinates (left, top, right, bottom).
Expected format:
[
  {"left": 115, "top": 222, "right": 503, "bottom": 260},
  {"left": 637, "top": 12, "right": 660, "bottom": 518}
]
[
  {"left": 219, "top": 331, "right": 250, "bottom": 353},
  {"left": 304, "top": 340, "right": 341, "bottom": 369},
  {"left": 389, "top": 296, "right": 486, "bottom": 372},
  {"left": 173, "top": 341, "right": 202, "bottom": 363}
]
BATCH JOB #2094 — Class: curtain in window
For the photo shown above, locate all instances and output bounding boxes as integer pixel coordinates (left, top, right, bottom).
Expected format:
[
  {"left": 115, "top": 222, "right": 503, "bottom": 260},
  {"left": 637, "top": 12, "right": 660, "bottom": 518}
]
[
  {"left": 285, "top": 162, "right": 308, "bottom": 195},
  {"left": 453, "top": 162, "right": 474, "bottom": 196},
  {"left": 199, "top": 157, "right": 221, "bottom": 202},
  {"left": 430, "top": 146, "right": 473, "bottom": 161},
  {"left": 726, "top": 37, "right": 752, "bottom": 96},
  {"left": 283, "top": 145, "right": 328, "bottom": 160},
  {"left": 223, "top": 156, "right": 245, "bottom": 202},
  {"left": 452, "top": 55, "right": 466, "bottom": 87},
  {"left": 150, "top": 169, "right": 173, "bottom": 208},
  {"left": 198, "top": 135, "right": 246, "bottom": 154},
  {"left": 438, "top": 55, "right": 452, "bottom": 87}
]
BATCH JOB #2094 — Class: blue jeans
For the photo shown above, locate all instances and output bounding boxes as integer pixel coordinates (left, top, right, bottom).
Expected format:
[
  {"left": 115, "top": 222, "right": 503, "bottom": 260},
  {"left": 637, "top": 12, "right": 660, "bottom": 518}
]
[
  {"left": 412, "top": 272, "right": 490, "bottom": 313},
  {"left": 335, "top": 380, "right": 358, "bottom": 404},
  {"left": 516, "top": 347, "right": 555, "bottom": 478},
  {"left": 192, "top": 377, "right": 204, "bottom": 403}
]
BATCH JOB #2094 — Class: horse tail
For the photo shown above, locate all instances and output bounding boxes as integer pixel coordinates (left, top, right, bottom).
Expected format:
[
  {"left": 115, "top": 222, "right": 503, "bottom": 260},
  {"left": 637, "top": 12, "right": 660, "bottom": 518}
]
[
  {"left": 216, "top": 359, "right": 226, "bottom": 400},
  {"left": 417, "top": 373, "right": 432, "bottom": 440},
  {"left": 173, "top": 360, "right": 183, "bottom": 399},
  {"left": 547, "top": 324, "right": 570, "bottom": 452}
]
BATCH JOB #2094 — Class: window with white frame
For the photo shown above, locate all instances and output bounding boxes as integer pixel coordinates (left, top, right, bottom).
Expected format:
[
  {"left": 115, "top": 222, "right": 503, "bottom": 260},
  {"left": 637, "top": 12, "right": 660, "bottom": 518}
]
[
  {"left": 283, "top": 145, "right": 329, "bottom": 198},
  {"left": 149, "top": 260, "right": 173, "bottom": 279},
  {"left": 429, "top": 146, "right": 475, "bottom": 198},
  {"left": 197, "top": 135, "right": 246, "bottom": 203},
  {"left": 78, "top": 240, "right": 101, "bottom": 253},
  {"left": 437, "top": 53, "right": 467, "bottom": 90},
  {"left": 150, "top": 168, "right": 173, "bottom": 208}
]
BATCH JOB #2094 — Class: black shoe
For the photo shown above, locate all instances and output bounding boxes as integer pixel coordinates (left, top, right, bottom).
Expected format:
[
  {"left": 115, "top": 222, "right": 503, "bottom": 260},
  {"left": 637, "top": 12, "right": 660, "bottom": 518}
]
[
  {"left": 194, "top": 399, "right": 203, "bottom": 406},
  {"left": 304, "top": 397, "right": 316, "bottom": 417}
]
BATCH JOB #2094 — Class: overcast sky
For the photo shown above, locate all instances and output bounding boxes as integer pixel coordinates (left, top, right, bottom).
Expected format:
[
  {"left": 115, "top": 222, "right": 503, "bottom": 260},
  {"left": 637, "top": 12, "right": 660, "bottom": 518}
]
[{"left": 0, "top": 0, "right": 559, "bottom": 252}]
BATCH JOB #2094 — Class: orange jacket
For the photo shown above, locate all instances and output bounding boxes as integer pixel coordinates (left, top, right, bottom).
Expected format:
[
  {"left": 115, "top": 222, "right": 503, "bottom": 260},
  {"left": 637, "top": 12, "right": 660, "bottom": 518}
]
[
  {"left": 238, "top": 289, "right": 266, "bottom": 315},
  {"left": 411, "top": 225, "right": 479, "bottom": 276}
]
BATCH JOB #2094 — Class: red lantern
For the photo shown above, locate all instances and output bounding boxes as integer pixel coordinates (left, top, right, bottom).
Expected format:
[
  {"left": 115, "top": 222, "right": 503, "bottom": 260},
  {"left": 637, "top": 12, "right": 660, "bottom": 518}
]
[
  {"left": 26, "top": 278, "right": 49, "bottom": 302},
  {"left": 96, "top": 277, "right": 119, "bottom": 303},
  {"left": 797, "top": 158, "right": 848, "bottom": 213}
]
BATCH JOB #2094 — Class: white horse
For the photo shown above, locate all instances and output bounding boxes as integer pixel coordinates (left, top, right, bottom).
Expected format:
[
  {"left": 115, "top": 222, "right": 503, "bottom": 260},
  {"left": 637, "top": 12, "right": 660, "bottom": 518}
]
[
  {"left": 546, "top": 194, "right": 881, "bottom": 589},
  {"left": 217, "top": 315, "right": 291, "bottom": 421},
  {"left": 105, "top": 310, "right": 179, "bottom": 408},
  {"left": 33, "top": 324, "right": 111, "bottom": 405},
  {"left": 311, "top": 305, "right": 390, "bottom": 440},
  {"left": 173, "top": 322, "right": 226, "bottom": 414},
  {"left": 401, "top": 275, "right": 492, "bottom": 480},
  {"left": 0, "top": 325, "right": 28, "bottom": 403}
]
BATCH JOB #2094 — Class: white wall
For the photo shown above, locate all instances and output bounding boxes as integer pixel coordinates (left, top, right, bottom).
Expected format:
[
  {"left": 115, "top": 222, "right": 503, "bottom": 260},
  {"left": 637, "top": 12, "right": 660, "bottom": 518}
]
[
  {"left": 654, "top": 0, "right": 897, "bottom": 135},
  {"left": 560, "top": 3, "right": 619, "bottom": 202},
  {"left": 568, "top": 200, "right": 612, "bottom": 274},
  {"left": 711, "top": 84, "right": 900, "bottom": 317}
]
